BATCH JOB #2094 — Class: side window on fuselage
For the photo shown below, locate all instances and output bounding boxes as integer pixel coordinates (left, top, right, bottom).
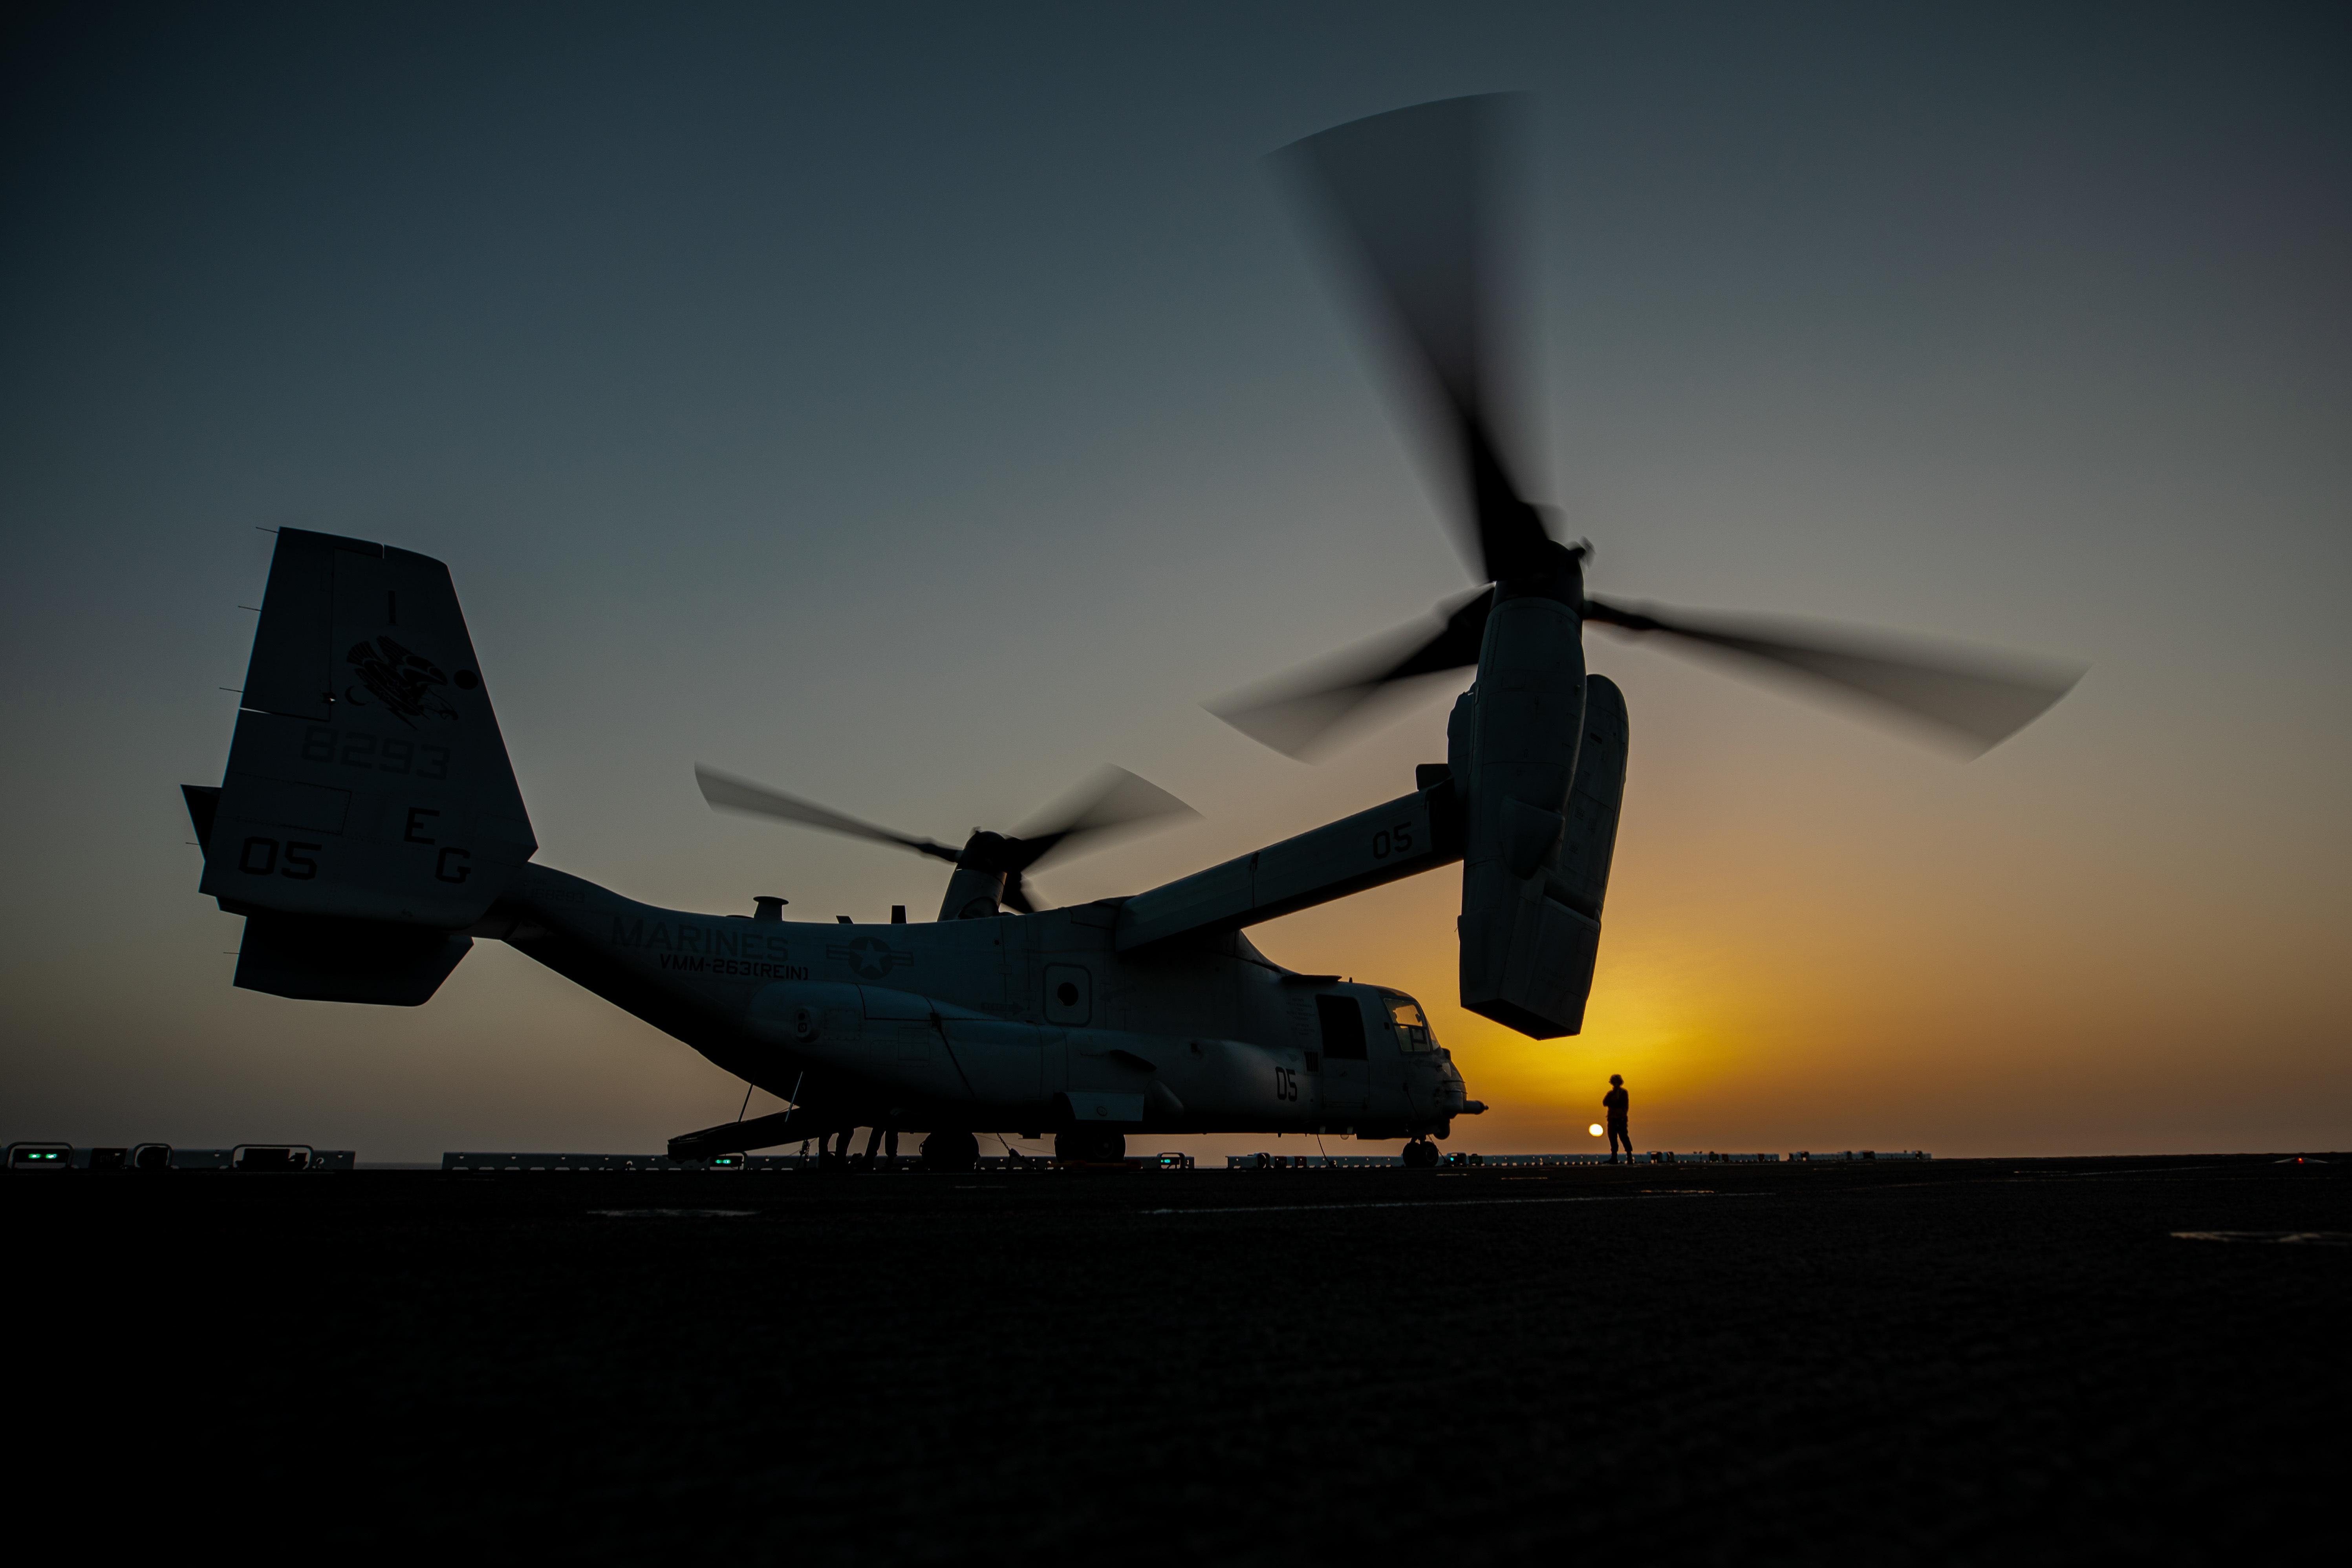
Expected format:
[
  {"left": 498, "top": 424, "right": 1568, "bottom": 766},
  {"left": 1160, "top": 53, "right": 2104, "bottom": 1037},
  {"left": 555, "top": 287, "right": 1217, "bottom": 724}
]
[{"left": 1316, "top": 993, "right": 1368, "bottom": 1060}]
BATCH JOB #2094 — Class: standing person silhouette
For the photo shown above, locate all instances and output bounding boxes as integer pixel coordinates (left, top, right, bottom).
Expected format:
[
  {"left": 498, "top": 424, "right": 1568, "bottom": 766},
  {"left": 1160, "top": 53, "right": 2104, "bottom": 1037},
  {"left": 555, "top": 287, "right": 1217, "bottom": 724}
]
[{"left": 1602, "top": 1075, "right": 1631, "bottom": 1163}]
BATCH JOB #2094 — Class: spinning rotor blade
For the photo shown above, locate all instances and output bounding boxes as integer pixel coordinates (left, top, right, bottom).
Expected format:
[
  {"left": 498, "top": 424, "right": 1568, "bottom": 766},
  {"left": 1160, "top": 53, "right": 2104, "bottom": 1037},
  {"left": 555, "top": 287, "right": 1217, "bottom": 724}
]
[
  {"left": 1217, "top": 97, "right": 2087, "bottom": 769},
  {"left": 1015, "top": 765, "right": 1196, "bottom": 851},
  {"left": 695, "top": 765, "right": 963, "bottom": 864},
  {"left": 696, "top": 763, "right": 1190, "bottom": 914},
  {"left": 1211, "top": 97, "right": 1556, "bottom": 761},
  {"left": 1008, "top": 765, "right": 1195, "bottom": 868},
  {"left": 983, "top": 767, "right": 1197, "bottom": 915},
  {"left": 1581, "top": 598, "right": 2085, "bottom": 756},
  {"left": 1208, "top": 590, "right": 1493, "bottom": 759},
  {"left": 1281, "top": 94, "right": 1551, "bottom": 585}
]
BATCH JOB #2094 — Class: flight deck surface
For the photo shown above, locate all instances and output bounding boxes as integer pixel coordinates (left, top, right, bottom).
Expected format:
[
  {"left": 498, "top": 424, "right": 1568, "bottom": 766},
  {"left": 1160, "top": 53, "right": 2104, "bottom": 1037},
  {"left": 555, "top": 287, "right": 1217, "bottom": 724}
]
[{"left": 12, "top": 1155, "right": 2341, "bottom": 1558}]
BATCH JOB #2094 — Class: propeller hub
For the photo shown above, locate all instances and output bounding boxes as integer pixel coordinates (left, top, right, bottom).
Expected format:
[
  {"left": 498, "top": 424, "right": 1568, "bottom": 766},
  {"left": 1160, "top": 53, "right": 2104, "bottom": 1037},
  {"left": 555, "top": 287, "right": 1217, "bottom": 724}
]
[
  {"left": 956, "top": 830, "right": 1018, "bottom": 873},
  {"left": 1496, "top": 536, "right": 1586, "bottom": 608}
]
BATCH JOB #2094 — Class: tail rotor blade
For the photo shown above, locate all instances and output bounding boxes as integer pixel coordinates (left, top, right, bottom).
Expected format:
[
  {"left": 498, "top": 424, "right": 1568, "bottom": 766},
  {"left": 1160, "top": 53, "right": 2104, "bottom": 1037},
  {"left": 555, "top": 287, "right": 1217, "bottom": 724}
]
[
  {"left": 695, "top": 765, "right": 963, "bottom": 864},
  {"left": 1581, "top": 598, "right": 2085, "bottom": 756},
  {"left": 1208, "top": 589, "right": 1492, "bottom": 758}
]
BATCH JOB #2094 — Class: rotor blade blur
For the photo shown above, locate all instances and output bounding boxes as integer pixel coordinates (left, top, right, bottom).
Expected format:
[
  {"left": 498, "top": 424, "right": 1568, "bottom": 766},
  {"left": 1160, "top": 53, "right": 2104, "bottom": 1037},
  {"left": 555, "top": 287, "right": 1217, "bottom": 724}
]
[
  {"left": 1581, "top": 598, "right": 2086, "bottom": 756},
  {"left": 1278, "top": 94, "right": 1550, "bottom": 584},
  {"left": 1012, "top": 766, "right": 1197, "bottom": 871},
  {"left": 695, "top": 765, "right": 964, "bottom": 863},
  {"left": 1208, "top": 590, "right": 1492, "bottom": 759}
]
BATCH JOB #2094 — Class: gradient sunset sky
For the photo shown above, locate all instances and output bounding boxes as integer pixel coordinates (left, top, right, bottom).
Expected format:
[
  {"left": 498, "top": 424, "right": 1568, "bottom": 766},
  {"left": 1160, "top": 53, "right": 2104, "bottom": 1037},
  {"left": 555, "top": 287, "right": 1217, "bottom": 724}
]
[{"left": 4, "top": 2, "right": 2346, "bottom": 1160}]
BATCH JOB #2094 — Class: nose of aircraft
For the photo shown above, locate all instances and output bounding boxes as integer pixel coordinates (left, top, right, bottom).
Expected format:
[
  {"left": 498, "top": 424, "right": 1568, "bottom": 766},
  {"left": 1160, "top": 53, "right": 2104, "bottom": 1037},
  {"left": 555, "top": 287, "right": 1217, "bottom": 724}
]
[{"left": 1437, "top": 1054, "right": 1471, "bottom": 1114}]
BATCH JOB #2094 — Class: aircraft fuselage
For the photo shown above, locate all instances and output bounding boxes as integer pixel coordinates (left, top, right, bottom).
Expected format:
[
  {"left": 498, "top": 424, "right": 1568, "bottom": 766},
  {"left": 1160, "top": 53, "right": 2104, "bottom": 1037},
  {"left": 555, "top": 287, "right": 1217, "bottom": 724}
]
[{"left": 483, "top": 865, "right": 1472, "bottom": 1142}]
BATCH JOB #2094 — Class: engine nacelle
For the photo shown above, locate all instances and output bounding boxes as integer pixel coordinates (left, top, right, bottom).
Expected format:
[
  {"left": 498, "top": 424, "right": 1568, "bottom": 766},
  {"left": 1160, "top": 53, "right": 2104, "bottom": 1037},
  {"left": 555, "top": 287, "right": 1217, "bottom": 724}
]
[{"left": 1453, "top": 593, "right": 1629, "bottom": 1038}]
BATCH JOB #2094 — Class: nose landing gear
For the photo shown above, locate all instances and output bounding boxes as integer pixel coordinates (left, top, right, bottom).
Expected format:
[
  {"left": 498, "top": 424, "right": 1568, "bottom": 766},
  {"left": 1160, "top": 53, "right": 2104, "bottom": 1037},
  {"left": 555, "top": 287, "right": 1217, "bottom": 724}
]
[{"left": 1402, "top": 1139, "right": 1439, "bottom": 1169}]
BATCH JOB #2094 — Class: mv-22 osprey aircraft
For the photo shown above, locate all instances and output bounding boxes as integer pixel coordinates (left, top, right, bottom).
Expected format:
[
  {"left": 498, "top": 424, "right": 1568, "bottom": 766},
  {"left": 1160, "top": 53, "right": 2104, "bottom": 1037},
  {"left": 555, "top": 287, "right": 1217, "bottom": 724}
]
[{"left": 179, "top": 98, "right": 2078, "bottom": 1169}]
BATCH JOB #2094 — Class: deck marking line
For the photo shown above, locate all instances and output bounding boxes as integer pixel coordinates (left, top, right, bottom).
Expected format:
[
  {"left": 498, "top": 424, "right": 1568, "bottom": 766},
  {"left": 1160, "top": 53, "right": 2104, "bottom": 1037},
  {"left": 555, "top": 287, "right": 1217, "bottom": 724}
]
[
  {"left": 1140, "top": 1192, "right": 1750, "bottom": 1217},
  {"left": 2064, "top": 1164, "right": 2263, "bottom": 1178}
]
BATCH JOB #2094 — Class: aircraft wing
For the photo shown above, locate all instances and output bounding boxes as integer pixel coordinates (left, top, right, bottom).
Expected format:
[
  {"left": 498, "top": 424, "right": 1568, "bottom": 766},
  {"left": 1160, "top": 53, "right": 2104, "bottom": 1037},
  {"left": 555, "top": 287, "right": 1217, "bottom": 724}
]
[{"left": 1114, "top": 779, "right": 1464, "bottom": 950}]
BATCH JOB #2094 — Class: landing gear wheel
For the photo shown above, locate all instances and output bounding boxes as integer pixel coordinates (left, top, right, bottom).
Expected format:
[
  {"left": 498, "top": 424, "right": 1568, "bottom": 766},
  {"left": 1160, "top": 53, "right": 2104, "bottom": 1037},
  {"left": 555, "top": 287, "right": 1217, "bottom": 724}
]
[
  {"left": 1054, "top": 1128, "right": 1126, "bottom": 1165},
  {"left": 919, "top": 1130, "right": 980, "bottom": 1173},
  {"left": 1402, "top": 1139, "right": 1439, "bottom": 1169}
]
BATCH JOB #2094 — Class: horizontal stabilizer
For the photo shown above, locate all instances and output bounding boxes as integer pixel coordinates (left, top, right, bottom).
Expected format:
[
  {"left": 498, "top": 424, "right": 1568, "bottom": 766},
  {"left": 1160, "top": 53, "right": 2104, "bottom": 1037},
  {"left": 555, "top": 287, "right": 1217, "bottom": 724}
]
[{"left": 234, "top": 911, "right": 471, "bottom": 1006}]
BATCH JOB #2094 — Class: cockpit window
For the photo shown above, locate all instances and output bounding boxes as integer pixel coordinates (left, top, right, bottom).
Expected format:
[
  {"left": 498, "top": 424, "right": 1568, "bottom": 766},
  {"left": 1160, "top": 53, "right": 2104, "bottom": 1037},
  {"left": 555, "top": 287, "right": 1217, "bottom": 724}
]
[{"left": 1385, "top": 997, "right": 1434, "bottom": 1053}]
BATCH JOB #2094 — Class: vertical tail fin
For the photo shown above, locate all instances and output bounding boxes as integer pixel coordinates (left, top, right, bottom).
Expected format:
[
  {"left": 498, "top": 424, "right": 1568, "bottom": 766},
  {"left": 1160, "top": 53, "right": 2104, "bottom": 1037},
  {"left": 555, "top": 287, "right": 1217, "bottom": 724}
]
[{"left": 192, "top": 529, "right": 535, "bottom": 1001}]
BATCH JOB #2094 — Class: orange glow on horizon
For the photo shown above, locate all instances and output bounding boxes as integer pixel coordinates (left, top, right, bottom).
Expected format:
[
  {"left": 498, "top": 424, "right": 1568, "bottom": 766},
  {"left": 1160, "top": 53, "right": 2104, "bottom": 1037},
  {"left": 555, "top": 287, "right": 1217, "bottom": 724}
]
[{"left": 1234, "top": 780, "right": 2352, "bottom": 1160}]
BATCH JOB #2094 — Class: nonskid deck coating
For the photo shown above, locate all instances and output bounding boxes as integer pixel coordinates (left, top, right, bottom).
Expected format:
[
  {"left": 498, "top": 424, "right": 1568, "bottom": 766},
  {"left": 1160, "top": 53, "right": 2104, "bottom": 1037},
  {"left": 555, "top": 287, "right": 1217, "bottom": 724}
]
[{"left": 10, "top": 1155, "right": 2344, "bottom": 1560}]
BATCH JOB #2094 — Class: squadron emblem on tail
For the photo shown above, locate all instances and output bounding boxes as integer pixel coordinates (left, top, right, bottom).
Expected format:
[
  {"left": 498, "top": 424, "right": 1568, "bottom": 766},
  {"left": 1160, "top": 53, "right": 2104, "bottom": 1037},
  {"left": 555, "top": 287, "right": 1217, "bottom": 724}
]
[{"left": 343, "top": 636, "right": 465, "bottom": 726}]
